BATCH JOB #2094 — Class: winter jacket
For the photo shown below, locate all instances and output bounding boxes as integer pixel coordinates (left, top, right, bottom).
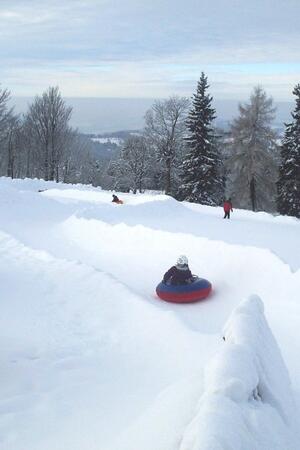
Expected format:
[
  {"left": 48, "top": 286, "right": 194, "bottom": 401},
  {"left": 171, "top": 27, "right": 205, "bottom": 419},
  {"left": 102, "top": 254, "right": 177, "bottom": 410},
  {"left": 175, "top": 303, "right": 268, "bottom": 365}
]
[
  {"left": 223, "top": 201, "right": 233, "bottom": 212},
  {"left": 163, "top": 265, "right": 193, "bottom": 285}
]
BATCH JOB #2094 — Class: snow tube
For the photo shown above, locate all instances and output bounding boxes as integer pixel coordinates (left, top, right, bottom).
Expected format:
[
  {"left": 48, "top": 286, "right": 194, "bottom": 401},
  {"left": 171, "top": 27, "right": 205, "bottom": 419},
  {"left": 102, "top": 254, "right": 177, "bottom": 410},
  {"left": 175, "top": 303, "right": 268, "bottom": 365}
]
[{"left": 156, "top": 277, "right": 212, "bottom": 303}]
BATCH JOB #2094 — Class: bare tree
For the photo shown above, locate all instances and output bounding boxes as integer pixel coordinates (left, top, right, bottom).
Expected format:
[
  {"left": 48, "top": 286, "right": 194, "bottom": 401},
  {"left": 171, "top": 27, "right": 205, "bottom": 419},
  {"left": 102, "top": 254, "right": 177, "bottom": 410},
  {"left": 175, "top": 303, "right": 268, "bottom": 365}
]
[
  {"left": 0, "top": 86, "right": 12, "bottom": 142},
  {"left": 61, "top": 131, "right": 96, "bottom": 185},
  {"left": 0, "top": 87, "right": 11, "bottom": 167},
  {"left": 25, "top": 86, "right": 72, "bottom": 181},
  {"left": 6, "top": 115, "right": 23, "bottom": 179},
  {"left": 114, "top": 135, "right": 152, "bottom": 193},
  {"left": 0, "top": 87, "right": 23, "bottom": 178},
  {"left": 0, "top": 85, "right": 101, "bottom": 186},
  {"left": 144, "top": 96, "right": 189, "bottom": 195}
]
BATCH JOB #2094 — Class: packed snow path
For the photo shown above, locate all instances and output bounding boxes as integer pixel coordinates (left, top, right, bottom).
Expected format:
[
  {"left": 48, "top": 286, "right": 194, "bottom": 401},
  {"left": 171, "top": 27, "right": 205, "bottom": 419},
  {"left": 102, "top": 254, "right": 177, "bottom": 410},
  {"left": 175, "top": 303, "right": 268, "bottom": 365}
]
[{"left": 0, "top": 178, "right": 299, "bottom": 449}]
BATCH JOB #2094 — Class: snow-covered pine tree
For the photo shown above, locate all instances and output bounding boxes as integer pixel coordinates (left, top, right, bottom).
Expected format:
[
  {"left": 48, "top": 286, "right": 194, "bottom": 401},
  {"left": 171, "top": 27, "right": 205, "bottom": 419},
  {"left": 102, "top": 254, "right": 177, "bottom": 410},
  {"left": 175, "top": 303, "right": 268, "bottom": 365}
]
[
  {"left": 227, "top": 86, "right": 278, "bottom": 212},
  {"left": 277, "top": 84, "right": 300, "bottom": 218},
  {"left": 179, "top": 72, "right": 223, "bottom": 205}
]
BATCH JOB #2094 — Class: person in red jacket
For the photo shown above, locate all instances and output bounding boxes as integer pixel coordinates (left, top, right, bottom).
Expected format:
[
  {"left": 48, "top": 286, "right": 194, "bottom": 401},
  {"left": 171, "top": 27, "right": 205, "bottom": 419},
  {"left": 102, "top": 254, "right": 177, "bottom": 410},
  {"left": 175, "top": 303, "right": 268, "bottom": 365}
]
[
  {"left": 223, "top": 198, "right": 233, "bottom": 219},
  {"left": 163, "top": 255, "right": 193, "bottom": 285}
]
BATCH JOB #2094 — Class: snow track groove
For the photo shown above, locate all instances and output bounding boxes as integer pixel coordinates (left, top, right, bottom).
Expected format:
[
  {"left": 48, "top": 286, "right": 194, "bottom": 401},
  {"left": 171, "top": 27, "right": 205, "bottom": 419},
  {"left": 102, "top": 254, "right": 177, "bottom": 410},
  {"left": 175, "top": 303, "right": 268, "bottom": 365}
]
[{"left": 57, "top": 214, "right": 300, "bottom": 334}]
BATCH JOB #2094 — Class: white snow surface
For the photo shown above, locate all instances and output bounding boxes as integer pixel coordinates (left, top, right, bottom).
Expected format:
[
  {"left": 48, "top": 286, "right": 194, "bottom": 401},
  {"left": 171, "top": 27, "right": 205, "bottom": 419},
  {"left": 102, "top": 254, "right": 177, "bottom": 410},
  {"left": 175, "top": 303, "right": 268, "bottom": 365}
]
[
  {"left": 180, "top": 296, "right": 297, "bottom": 450},
  {"left": 0, "top": 177, "right": 299, "bottom": 450}
]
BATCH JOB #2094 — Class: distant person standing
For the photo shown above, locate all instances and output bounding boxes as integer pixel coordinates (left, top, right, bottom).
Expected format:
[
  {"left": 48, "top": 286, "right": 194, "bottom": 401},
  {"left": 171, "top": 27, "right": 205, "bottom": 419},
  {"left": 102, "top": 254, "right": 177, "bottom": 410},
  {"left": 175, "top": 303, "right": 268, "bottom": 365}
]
[{"left": 223, "top": 198, "right": 233, "bottom": 219}]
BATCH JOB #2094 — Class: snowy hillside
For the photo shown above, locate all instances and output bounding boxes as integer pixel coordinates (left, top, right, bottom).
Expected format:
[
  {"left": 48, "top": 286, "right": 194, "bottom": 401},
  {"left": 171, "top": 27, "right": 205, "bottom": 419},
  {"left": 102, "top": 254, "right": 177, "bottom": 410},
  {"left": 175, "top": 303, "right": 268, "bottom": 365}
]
[{"left": 0, "top": 177, "right": 299, "bottom": 450}]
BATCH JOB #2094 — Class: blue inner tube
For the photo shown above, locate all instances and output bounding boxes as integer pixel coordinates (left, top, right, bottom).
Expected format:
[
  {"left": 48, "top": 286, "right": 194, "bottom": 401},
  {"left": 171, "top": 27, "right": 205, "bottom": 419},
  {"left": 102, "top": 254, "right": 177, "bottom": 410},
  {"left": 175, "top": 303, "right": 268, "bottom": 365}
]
[{"left": 156, "top": 276, "right": 212, "bottom": 303}]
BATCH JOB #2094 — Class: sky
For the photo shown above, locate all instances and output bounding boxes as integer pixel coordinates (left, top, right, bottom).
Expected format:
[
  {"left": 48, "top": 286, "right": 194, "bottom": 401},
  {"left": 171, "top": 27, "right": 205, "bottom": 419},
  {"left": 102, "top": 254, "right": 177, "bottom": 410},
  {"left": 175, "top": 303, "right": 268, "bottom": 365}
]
[
  {"left": 10, "top": 96, "right": 294, "bottom": 133},
  {"left": 1, "top": 0, "right": 299, "bottom": 132}
]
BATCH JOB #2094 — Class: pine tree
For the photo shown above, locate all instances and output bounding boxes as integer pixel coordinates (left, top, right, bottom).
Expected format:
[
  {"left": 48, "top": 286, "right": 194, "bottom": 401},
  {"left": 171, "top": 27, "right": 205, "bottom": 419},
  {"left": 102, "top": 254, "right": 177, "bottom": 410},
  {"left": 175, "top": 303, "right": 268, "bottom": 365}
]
[
  {"left": 227, "top": 86, "right": 278, "bottom": 212},
  {"left": 277, "top": 84, "right": 300, "bottom": 218},
  {"left": 180, "top": 72, "right": 223, "bottom": 205}
]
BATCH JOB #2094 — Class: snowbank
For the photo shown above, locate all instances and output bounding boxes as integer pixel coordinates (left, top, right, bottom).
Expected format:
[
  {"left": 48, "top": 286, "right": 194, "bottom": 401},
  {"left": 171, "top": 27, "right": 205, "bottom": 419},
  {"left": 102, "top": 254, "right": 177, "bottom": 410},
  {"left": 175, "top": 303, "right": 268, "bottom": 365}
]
[{"left": 180, "top": 295, "right": 298, "bottom": 450}]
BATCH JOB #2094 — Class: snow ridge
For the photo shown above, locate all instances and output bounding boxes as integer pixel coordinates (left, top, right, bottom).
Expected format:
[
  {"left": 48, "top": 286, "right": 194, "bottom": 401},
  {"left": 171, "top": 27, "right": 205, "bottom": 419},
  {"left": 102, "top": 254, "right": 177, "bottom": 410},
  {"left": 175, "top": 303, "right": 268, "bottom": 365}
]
[{"left": 179, "top": 295, "right": 298, "bottom": 450}]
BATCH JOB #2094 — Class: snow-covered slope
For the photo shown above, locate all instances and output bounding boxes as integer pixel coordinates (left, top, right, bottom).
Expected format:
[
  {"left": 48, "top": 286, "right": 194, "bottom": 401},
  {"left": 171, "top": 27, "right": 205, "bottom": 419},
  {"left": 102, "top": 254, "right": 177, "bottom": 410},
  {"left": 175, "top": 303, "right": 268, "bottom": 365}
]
[{"left": 0, "top": 177, "right": 299, "bottom": 449}]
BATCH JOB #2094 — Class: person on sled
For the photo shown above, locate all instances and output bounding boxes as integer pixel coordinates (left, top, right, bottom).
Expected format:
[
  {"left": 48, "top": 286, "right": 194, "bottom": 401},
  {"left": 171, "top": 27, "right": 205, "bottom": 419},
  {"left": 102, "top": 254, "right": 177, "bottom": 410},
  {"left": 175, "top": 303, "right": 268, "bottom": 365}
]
[
  {"left": 112, "top": 194, "right": 122, "bottom": 204},
  {"left": 163, "top": 255, "right": 193, "bottom": 285},
  {"left": 223, "top": 198, "right": 233, "bottom": 219}
]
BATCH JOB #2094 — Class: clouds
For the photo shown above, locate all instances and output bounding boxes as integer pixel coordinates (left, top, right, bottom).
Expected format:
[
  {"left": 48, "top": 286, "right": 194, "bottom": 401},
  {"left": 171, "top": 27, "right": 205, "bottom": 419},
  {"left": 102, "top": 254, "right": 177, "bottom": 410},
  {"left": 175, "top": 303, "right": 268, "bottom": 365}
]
[{"left": 0, "top": 0, "right": 299, "bottom": 99}]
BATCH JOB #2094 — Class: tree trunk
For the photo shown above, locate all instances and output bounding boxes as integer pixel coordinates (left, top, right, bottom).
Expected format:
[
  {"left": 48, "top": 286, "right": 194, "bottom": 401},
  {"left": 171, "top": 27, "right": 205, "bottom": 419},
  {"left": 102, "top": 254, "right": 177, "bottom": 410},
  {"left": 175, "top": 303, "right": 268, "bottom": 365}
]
[
  {"left": 7, "top": 131, "right": 14, "bottom": 179},
  {"left": 250, "top": 177, "right": 256, "bottom": 211},
  {"left": 49, "top": 149, "right": 55, "bottom": 181},
  {"left": 44, "top": 144, "right": 49, "bottom": 181},
  {"left": 165, "top": 157, "right": 172, "bottom": 194},
  {"left": 26, "top": 147, "right": 31, "bottom": 178}
]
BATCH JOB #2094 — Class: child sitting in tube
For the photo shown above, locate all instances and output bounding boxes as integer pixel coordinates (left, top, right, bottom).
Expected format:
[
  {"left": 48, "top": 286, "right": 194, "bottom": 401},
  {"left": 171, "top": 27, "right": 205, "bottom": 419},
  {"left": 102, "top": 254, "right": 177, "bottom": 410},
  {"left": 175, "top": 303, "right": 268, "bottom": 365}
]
[{"left": 163, "top": 255, "right": 193, "bottom": 285}]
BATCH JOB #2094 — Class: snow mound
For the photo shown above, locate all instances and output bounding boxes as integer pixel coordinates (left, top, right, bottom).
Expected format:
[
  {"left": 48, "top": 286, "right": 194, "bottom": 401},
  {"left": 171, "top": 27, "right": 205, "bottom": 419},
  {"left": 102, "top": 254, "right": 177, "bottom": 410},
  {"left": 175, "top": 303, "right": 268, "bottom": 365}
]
[{"left": 179, "top": 295, "right": 298, "bottom": 450}]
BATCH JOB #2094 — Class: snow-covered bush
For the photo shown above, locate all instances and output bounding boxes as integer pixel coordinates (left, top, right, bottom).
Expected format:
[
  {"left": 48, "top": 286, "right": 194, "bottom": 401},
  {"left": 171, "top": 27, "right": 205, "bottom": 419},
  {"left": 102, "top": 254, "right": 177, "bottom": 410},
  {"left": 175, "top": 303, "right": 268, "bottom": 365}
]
[{"left": 180, "top": 295, "right": 298, "bottom": 450}]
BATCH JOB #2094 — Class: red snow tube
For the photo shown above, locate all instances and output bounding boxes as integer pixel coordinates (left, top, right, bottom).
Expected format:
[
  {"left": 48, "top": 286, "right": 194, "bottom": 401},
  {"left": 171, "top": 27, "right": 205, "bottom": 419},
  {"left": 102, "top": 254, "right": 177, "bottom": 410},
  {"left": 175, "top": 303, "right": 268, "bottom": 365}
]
[{"left": 156, "top": 277, "right": 212, "bottom": 303}]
